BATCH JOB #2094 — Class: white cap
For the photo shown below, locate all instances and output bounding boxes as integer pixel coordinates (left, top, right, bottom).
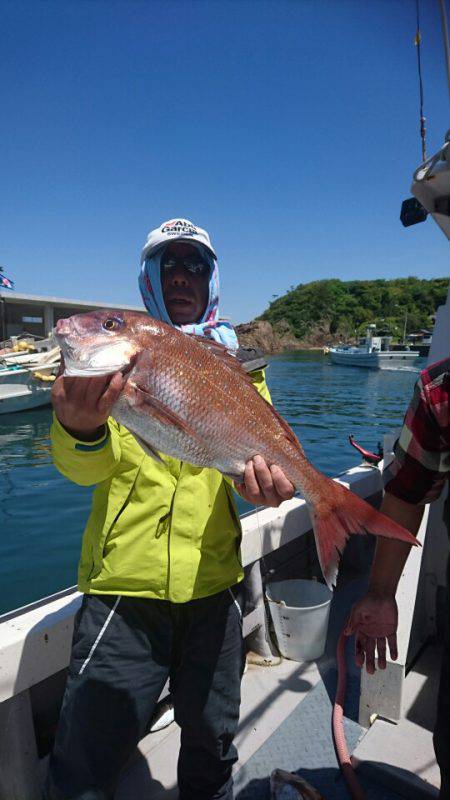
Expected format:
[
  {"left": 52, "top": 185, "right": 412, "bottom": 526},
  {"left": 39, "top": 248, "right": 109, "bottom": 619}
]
[{"left": 141, "top": 218, "right": 217, "bottom": 263}]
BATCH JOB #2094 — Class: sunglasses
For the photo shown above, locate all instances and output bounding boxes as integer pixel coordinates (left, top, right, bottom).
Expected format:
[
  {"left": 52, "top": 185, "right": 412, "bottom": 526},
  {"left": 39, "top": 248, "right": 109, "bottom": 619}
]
[{"left": 161, "top": 255, "right": 209, "bottom": 277}]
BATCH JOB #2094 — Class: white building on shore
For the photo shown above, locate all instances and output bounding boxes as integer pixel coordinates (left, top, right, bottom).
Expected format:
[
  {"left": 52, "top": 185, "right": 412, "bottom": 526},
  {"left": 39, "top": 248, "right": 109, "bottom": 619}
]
[{"left": 0, "top": 292, "right": 142, "bottom": 341}]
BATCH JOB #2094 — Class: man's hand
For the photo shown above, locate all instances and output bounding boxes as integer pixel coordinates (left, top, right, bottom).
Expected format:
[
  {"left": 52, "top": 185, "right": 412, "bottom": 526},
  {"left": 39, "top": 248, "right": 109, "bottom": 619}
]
[
  {"left": 345, "top": 493, "right": 422, "bottom": 674},
  {"left": 345, "top": 591, "right": 398, "bottom": 674},
  {"left": 51, "top": 361, "right": 125, "bottom": 440},
  {"left": 234, "top": 455, "right": 295, "bottom": 508}
]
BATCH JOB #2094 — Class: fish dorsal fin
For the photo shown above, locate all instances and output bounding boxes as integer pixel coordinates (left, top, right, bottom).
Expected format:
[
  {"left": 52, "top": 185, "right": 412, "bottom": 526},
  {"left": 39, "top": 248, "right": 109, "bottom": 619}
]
[
  {"left": 189, "top": 334, "right": 231, "bottom": 357},
  {"left": 188, "top": 335, "right": 255, "bottom": 386}
]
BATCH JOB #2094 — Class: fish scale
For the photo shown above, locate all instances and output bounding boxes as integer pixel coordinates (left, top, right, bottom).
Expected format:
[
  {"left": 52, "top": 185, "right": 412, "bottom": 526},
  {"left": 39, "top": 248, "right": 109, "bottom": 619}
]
[
  {"left": 54, "top": 309, "right": 420, "bottom": 589},
  {"left": 122, "top": 333, "right": 289, "bottom": 476}
]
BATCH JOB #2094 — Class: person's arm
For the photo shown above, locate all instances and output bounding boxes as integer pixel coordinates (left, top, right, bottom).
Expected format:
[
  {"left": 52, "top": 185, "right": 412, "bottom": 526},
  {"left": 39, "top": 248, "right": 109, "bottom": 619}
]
[
  {"left": 51, "top": 369, "right": 126, "bottom": 486},
  {"left": 368, "top": 492, "right": 424, "bottom": 596},
  {"left": 347, "top": 368, "right": 449, "bottom": 673},
  {"left": 52, "top": 367, "right": 125, "bottom": 440},
  {"left": 345, "top": 493, "right": 423, "bottom": 673}
]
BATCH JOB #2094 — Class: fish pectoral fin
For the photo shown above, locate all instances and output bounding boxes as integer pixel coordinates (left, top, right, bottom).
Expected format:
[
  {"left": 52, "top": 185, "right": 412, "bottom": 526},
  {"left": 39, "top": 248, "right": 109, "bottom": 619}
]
[
  {"left": 130, "top": 431, "right": 164, "bottom": 462},
  {"left": 224, "top": 471, "right": 244, "bottom": 483},
  {"left": 132, "top": 383, "right": 195, "bottom": 437}
]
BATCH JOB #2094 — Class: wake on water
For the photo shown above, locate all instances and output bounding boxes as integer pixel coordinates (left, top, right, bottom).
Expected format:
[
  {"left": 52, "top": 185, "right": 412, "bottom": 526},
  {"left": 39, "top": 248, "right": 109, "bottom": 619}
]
[{"left": 381, "top": 365, "right": 421, "bottom": 373}]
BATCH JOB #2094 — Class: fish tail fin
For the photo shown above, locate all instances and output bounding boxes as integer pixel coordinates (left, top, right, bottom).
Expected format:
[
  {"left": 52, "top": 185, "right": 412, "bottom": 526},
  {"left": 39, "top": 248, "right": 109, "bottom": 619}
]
[{"left": 307, "top": 472, "right": 419, "bottom": 589}]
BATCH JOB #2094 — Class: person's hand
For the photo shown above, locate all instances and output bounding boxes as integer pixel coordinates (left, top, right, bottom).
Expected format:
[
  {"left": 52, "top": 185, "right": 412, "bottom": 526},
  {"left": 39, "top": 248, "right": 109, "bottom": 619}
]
[
  {"left": 52, "top": 356, "right": 125, "bottom": 439},
  {"left": 345, "top": 591, "right": 398, "bottom": 674},
  {"left": 234, "top": 455, "right": 295, "bottom": 508}
]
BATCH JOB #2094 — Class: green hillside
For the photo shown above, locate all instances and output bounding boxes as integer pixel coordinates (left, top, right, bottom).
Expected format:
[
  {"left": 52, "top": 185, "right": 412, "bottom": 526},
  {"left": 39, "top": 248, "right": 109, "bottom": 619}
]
[{"left": 258, "top": 277, "right": 449, "bottom": 341}]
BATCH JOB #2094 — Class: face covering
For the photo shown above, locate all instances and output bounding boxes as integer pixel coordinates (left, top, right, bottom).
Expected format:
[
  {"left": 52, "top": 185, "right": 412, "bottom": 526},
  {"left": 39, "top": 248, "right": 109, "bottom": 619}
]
[{"left": 138, "top": 245, "right": 239, "bottom": 350}]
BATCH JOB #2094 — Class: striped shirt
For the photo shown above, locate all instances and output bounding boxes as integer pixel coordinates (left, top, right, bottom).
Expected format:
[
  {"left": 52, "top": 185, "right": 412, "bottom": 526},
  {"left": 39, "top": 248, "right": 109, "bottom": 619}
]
[{"left": 384, "top": 357, "right": 450, "bottom": 505}]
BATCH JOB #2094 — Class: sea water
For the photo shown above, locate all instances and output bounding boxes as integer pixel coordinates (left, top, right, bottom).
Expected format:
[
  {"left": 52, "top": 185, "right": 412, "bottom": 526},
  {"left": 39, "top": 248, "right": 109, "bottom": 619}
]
[{"left": 0, "top": 352, "right": 423, "bottom": 615}]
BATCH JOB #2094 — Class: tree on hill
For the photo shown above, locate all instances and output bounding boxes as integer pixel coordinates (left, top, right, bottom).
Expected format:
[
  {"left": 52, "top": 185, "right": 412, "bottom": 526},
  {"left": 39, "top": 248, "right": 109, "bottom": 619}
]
[{"left": 258, "top": 277, "right": 448, "bottom": 341}]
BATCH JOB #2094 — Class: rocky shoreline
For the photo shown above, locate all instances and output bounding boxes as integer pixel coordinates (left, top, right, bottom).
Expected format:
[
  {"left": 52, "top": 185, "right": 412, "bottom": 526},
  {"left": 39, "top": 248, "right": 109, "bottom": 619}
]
[{"left": 235, "top": 319, "right": 336, "bottom": 355}]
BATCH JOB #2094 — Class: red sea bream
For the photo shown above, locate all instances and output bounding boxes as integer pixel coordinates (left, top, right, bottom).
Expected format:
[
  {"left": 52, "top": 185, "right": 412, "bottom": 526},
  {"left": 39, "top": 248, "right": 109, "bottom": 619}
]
[{"left": 54, "top": 309, "right": 419, "bottom": 589}]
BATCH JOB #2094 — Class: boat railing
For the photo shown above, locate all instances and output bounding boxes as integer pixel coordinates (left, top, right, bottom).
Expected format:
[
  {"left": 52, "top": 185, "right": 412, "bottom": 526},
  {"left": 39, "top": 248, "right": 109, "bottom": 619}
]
[
  {"left": 0, "top": 464, "right": 384, "bottom": 700},
  {"left": 0, "top": 462, "right": 393, "bottom": 799}
]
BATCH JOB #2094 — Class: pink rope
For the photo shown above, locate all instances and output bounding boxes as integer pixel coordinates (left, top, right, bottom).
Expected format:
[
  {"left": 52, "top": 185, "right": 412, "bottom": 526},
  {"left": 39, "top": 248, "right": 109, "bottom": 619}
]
[{"left": 332, "top": 625, "right": 366, "bottom": 800}]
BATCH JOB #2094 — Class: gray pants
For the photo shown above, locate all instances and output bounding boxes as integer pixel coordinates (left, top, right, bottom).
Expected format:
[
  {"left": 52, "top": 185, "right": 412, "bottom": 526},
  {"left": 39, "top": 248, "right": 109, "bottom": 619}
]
[{"left": 45, "top": 585, "right": 246, "bottom": 800}]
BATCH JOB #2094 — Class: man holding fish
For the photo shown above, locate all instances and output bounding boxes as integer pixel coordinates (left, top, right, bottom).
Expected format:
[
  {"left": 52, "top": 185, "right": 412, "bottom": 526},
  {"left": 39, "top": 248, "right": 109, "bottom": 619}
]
[
  {"left": 48, "top": 218, "right": 417, "bottom": 800},
  {"left": 46, "top": 219, "right": 296, "bottom": 800}
]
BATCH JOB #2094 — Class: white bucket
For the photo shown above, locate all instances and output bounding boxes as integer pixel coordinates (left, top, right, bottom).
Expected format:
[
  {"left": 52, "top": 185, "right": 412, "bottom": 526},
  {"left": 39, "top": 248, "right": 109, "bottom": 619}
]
[{"left": 266, "top": 579, "right": 332, "bottom": 661}]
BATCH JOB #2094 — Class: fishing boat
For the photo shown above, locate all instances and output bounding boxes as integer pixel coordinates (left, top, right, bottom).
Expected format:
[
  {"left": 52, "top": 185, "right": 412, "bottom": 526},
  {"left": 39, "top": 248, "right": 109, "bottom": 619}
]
[
  {"left": 0, "top": 347, "right": 60, "bottom": 413},
  {"left": 329, "top": 326, "right": 419, "bottom": 370},
  {"left": 1, "top": 129, "right": 449, "bottom": 794},
  {"left": 1, "top": 8, "right": 449, "bottom": 797},
  {"left": 0, "top": 347, "right": 60, "bottom": 369},
  {"left": 0, "top": 344, "right": 60, "bottom": 373},
  {"left": 0, "top": 380, "right": 54, "bottom": 414}
]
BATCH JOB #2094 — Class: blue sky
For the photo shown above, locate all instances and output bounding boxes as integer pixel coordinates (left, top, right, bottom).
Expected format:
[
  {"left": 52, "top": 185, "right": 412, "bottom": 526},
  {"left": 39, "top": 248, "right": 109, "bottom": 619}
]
[{"left": 2, "top": 0, "right": 449, "bottom": 324}]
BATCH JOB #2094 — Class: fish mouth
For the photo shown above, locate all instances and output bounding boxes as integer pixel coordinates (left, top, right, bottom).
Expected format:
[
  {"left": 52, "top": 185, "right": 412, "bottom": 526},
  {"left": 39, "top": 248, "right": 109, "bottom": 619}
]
[
  {"left": 54, "top": 315, "right": 85, "bottom": 337},
  {"left": 51, "top": 331, "right": 76, "bottom": 364},
  {"left": 63, "top": 353, "right": 134, "bottom": 378},
  {"left": 53, "top": 316, "right": 85, "bottom": 348},
  {"left": 52, "top": 319, "right": 83, "bottom": 367}
]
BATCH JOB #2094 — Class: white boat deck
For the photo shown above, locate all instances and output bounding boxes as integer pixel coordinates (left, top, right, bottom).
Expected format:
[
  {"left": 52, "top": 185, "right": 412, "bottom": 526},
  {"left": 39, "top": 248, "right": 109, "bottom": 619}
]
[
  {"left": 108, "top": 644, "right": 441, "bottom": 800},
  {"left": 1, "top": 458, "right": 447, "bottom": 799},
  {"left": 354, "top": 642, "right": 441, "bottom": 799},
  {"left": 114, "top": 658, "right": 321, "bottom": 800}
]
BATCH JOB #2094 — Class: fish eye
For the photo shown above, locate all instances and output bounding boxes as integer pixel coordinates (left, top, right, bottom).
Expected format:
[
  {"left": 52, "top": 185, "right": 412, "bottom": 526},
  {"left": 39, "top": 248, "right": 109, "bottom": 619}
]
[{"left": 102, "top": 317, "right": 123, "bottom": 332}]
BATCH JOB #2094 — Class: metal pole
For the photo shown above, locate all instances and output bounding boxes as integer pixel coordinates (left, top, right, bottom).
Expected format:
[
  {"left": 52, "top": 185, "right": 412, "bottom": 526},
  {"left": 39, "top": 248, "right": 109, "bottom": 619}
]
[
  {"left": 244, "top": 561, "right": 281, "bottom": 665},
  {"left": 439, "top": 0, "right": 450, "bottom": 99},
  {"left": 0, "top": 292, "right": 5, "bottom": 345},
  {"left": 415, "top": 0, "right": 427, "bottom": 161}
]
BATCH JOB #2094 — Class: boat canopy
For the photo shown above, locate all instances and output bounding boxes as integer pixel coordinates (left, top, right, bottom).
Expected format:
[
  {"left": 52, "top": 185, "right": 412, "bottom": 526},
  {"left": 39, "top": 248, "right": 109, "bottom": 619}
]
[{"left": 412, "top": 129, "right": 450, "bottom": 241}]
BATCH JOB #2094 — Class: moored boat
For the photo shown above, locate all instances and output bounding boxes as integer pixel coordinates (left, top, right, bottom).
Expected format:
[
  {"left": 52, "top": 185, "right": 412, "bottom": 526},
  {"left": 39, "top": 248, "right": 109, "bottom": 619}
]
[
  {"left": 0, "top": 378, "right": 54, "bottom": 414},
  {"left": 329, "top": 325, "right": 419, "bottom": 369},
  {"left": 0, "top": 344, "right": 60, "bottom": 371},
  {"left": 0, "top": 345, "right": 60, "bottom": 413}
]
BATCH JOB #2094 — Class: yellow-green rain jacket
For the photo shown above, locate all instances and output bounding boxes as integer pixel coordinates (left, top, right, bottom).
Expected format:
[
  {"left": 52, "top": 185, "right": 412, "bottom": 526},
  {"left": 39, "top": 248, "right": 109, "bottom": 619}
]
[{"left": 51, "top": 366, "right": 271, "bottom": 603}]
